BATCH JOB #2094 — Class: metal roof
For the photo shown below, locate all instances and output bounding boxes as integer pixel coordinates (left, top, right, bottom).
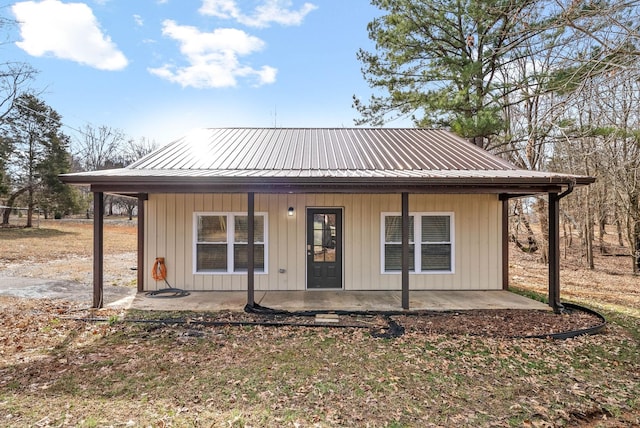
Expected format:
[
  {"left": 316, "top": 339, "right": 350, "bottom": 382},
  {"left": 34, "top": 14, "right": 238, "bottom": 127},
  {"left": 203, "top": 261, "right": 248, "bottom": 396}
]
[
  {"left": 61, "top": 128, "right": 594, "bottom": 194},
  {"left": 128, "top": 128, "right": 517, "bottom": 171}
]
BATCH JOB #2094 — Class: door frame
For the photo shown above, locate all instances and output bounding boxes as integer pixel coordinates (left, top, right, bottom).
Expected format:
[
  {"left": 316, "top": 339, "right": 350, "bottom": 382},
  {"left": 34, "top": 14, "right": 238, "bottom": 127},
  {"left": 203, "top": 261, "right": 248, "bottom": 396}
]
[{"left": 305, "top": 207, "right": 344, "bottom": 290}]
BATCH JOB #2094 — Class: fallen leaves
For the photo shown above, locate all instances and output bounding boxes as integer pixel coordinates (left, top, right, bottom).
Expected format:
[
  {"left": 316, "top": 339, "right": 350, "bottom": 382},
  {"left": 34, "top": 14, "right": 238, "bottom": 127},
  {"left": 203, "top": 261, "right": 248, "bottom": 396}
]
[{"left": 1, "top": 223, "right": 640, "bottom": 426}]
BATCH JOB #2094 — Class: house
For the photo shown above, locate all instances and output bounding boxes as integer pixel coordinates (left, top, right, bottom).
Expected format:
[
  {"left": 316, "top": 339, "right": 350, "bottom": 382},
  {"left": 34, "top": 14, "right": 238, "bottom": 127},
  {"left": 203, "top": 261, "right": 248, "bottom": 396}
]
[{"left": 61, "top": 128, "right": 594, "bottom": 311}]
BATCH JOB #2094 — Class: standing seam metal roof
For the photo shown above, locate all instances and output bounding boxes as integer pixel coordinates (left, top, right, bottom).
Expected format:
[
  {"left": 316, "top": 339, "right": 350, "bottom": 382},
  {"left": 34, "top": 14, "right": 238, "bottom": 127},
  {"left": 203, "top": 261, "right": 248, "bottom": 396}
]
[
  {"left": 129, "top": 128, "right": 517, "bottom": 172},
  {"left": 61, "top": 128, "right": 595, "bottom": 193}
]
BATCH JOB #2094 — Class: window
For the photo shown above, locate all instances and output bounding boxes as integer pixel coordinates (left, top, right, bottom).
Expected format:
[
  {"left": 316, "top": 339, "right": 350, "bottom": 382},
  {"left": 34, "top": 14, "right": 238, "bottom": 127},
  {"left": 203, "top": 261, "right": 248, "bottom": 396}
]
[
  {"left": 420, "top": 215, "right": 451, "bottom": 271},
  {"left": 383, "top": 215, "right": 414, "bottom": 272},
  {"left": 194, "top": 212, "right": 267, "bottom": 273},
  {"left": 381, "top": 213, "right": 454, "bottom": 273}
]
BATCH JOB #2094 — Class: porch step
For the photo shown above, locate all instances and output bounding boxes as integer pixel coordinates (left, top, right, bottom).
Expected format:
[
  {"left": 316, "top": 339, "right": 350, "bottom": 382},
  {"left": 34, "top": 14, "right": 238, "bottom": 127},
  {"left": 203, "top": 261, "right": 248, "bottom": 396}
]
[{"left": 315, "top": 313, "right": 340, "bottom": 323}]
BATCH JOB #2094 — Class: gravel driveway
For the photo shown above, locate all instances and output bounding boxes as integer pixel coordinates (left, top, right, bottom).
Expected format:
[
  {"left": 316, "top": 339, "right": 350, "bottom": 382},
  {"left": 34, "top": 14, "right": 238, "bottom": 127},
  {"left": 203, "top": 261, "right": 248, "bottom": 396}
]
[{"left": 0, "top": 252, "right": 138, "bottom": 308}]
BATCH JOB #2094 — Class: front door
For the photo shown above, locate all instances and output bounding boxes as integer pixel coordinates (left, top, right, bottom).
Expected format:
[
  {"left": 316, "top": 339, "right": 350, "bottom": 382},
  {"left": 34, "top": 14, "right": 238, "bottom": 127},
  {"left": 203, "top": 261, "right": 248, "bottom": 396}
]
[{"left": 307, "top": 208, "right": 342, "bottom": 289}]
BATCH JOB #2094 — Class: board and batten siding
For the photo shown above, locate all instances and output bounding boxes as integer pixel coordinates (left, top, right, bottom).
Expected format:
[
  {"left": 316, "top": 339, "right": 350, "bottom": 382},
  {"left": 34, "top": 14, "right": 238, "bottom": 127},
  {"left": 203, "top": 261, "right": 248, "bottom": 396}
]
[{"left": 143, "top": 193, "right": 502, "bottom": 291}]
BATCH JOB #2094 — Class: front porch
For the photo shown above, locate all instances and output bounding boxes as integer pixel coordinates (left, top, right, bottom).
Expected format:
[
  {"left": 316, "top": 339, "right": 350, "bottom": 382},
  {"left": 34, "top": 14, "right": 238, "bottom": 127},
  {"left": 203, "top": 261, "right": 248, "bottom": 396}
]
[
  {"left": 59, "top": 129, "right": 595, "bottom": 313},
  {"left": 130, "top": 289, "right": 550, "bottom": 312}
]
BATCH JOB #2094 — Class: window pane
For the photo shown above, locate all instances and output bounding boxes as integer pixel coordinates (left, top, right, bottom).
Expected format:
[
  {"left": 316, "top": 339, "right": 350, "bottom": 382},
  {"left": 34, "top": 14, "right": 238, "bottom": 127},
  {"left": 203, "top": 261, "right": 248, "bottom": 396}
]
[
  {"left": 422, "top": 216, "right": 450, "bottom": 242},
  {"left": 313, "top": 246, "right": 336, "bottom": 262},
  {"left": 198, "top": 216, "right": 227, "bottom": 242},
  {"left": 384, "top": 244, "right": 415, "bottom": 271},
  {"left": 422, "top": 244, "right": 451, "bottom": 271},
  {"left": 197, "top": 244, "right": 227, "bottom": 271},
  {"left": 324, "top": 248, "right": 336, "bottom": 262},
  {"left": 384, "top": 216, "right": 414, "bottom": 242},
  {"left": 233, "top": 244, "right": 265, "bottom": 272},
  {"left": 234, "top": 216, "right": 264, "bottom": 242},
  {"left": 314, "top": 214, "right": 336, "bottom": 248}
]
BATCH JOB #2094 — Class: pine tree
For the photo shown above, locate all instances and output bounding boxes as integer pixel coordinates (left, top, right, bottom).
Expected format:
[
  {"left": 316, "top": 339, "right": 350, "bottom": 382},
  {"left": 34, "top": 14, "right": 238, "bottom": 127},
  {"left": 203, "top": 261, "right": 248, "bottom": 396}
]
[
  {"left": 2, "top": 94, "right": 75, "bottom": 226},
  {"left": 354, "top": 0, "right": 639, "bottom": 150}
]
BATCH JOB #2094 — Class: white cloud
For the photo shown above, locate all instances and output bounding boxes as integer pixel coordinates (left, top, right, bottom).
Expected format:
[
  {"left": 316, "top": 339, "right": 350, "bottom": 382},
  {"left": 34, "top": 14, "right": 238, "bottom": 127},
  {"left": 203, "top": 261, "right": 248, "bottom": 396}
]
[
  {"left": 133, "top": 14, "right": 143, "bottom": 27},
  {"left": 200, "top": 0, "right": 317, "bottom": 28},
  {"left": 148, "top": 20, "right": 277, "bottom": 88},
  {"left": 12, "top": 0, "right": 128, "bottom": 71}
]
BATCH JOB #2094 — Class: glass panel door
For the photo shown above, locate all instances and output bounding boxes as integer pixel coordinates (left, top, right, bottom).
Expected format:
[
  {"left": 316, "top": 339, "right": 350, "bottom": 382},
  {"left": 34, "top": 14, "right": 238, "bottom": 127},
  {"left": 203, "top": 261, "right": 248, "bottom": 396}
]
[{"left": 306, "top": 208, "right": 342, "bottom": 289}]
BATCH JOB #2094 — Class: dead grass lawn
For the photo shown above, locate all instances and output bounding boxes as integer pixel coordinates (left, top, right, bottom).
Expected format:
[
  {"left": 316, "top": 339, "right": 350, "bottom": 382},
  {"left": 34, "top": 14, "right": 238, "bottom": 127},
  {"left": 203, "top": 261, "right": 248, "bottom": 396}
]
[
  {"left": 0, "top": 218, "right": 137, "bottom": 264},
  {"left": 0, "top": 220, "right": 639, "bottom": 427}
]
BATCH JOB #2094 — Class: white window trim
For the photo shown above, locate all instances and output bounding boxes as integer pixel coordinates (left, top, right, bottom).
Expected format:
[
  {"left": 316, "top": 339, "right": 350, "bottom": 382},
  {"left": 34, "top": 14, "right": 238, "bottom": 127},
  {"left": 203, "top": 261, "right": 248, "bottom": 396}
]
[
  {"left": 193, "top": 212, "right": 268, "bottom": 275},
  {"left": 380, "top": 212, "right": 455, "bottom": 274}
]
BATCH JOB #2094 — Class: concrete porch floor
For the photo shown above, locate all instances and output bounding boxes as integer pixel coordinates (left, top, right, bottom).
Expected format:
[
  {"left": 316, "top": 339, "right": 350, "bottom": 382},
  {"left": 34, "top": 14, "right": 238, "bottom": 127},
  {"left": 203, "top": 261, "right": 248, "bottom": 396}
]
[{"left": 130, "top": 290, "right": 550, "bottom": 312}]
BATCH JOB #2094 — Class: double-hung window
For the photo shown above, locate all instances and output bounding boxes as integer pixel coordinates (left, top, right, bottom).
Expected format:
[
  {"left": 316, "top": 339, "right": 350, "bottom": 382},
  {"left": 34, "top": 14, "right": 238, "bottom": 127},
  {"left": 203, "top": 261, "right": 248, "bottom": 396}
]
[
  {"left": 194, "top": 212, "right": 267, "bottom": 273},
  {"left": 382, "top": 212, "right": 454, "bottom": 273}
]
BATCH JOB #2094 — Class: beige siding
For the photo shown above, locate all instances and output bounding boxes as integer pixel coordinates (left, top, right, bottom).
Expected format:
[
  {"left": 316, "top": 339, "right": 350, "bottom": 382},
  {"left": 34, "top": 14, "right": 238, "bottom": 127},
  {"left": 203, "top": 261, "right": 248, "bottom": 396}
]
[{"left": 144, "top": 193, "right": 502, "bottom": 291}]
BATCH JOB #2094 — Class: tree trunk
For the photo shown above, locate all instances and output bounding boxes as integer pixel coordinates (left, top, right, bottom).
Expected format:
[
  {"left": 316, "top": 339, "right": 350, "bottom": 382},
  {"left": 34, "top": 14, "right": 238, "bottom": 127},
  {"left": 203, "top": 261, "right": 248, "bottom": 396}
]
[
  {"left": 562, "top": 214, "right": 569, "bottom": 259},
  {"left": 615, "top": 203, "right": 625, "bottom": 247},
  {"left": 472, "top": 135, "right": 484, "bottom": 149},
  {"left": 625, "top": 192, "right": 640, "bottom": 273},
  {"left": 26, "top": 186, "right": 34, "bottom": 228},
  {"left": 585, "top": 222, "right": 594, "bottom": 269},
  {"left": 510, "top": 200, "right": 539, "bottom": 253},
  {"left": 634, "top": 230, "right": 640, "bottom": 274},
  {"left": 1, "top": 188, "right": 27, "bottom": 225},
  {"left": 631, "top": 193, "right": 640, "bottom": 274},
  {"left": 598, "top": 210, "right": 606, "bottom": 254},
  {"left": 536, "top": 198, "right": 549, "bottom": 264},
  {"left": 584, "top": 186, "right": 595, "bottom": 269}
]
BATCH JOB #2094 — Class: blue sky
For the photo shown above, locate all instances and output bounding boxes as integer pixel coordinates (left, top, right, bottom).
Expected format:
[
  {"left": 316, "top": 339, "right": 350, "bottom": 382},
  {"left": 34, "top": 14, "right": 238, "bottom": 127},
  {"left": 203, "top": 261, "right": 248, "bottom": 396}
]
[{"left": 6, "top": 0, "right": 408, "bottom": 146}]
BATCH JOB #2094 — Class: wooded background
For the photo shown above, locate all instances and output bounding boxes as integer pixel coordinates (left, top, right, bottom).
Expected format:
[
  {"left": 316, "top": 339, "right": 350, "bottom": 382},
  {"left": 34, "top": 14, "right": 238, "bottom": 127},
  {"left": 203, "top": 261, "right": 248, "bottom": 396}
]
[{"left": 354, "top": 0, "right": 640, "bottom": 272}]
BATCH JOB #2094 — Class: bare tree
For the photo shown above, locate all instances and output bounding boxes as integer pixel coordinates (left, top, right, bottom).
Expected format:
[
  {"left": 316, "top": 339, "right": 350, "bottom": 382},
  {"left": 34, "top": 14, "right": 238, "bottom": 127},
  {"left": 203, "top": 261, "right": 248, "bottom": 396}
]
[
  {"left": 0, "top": 13, "right": 36, "bottom": 121},
  {"left": 548, "top": 59, "right": 640, "bottom": 272},
  {"left": 111, "top": 136, "right": 159, "bottom": 220},
  {"left": 74, "top": 124, "right": 126, "bottom": 172},
  {"left": 0, "top": 62, "right": 35, "bottom": 122},
  {"left": 121, "top": 136, "right": 159, "bottom": 165}
]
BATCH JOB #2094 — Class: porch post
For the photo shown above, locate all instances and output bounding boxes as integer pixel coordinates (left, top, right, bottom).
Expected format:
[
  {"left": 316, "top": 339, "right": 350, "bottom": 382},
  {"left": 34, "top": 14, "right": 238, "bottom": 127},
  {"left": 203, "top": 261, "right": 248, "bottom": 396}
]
[
  {"left": 93, "top": 192, "right": 104, "bottom": 309},
  {"left": 401, "top": 192, "right": 409, "bottom": 310},
  {"left": 137, "top": 194, "right": 147, "bottom": 292},
  {"left": 548, "top": 192, "right": 563, "bottom": 313},
  {"left": 247, "top": 192, "right": 255, "bottom": 308},
  {"left": 501, "top": 196, "right": 509, "bottom": 290}
]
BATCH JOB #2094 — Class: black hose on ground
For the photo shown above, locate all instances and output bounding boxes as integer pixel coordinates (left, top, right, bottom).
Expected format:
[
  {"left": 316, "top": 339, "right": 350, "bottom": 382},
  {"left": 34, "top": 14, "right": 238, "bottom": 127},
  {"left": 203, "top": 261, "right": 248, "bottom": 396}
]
[
  {"left": 244, "top": 301, "right": 404, "bottom": 318},
  {"left": 244, "top": 301, "right": 606, "bottom": 340},
  {"left": 71, "top": 302, "right": 606, "bottom": 340},
  {"left": 370, "top": 315, "right": 405, "bottom": 339},
  {"left": 245, "top": 302, "right": 404, "bottom": 337},
  {"left": 520, "top": 302, "right": 607, "bottom": 340},
  {"left": 145, "top": 288, "right": 190, "bottom": 298},
  {"left": 73, "top": 316, "right": 370, "bottom": 330},
  {"left": 145, "top": 278, "right": 190, "bottom": 298}
]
